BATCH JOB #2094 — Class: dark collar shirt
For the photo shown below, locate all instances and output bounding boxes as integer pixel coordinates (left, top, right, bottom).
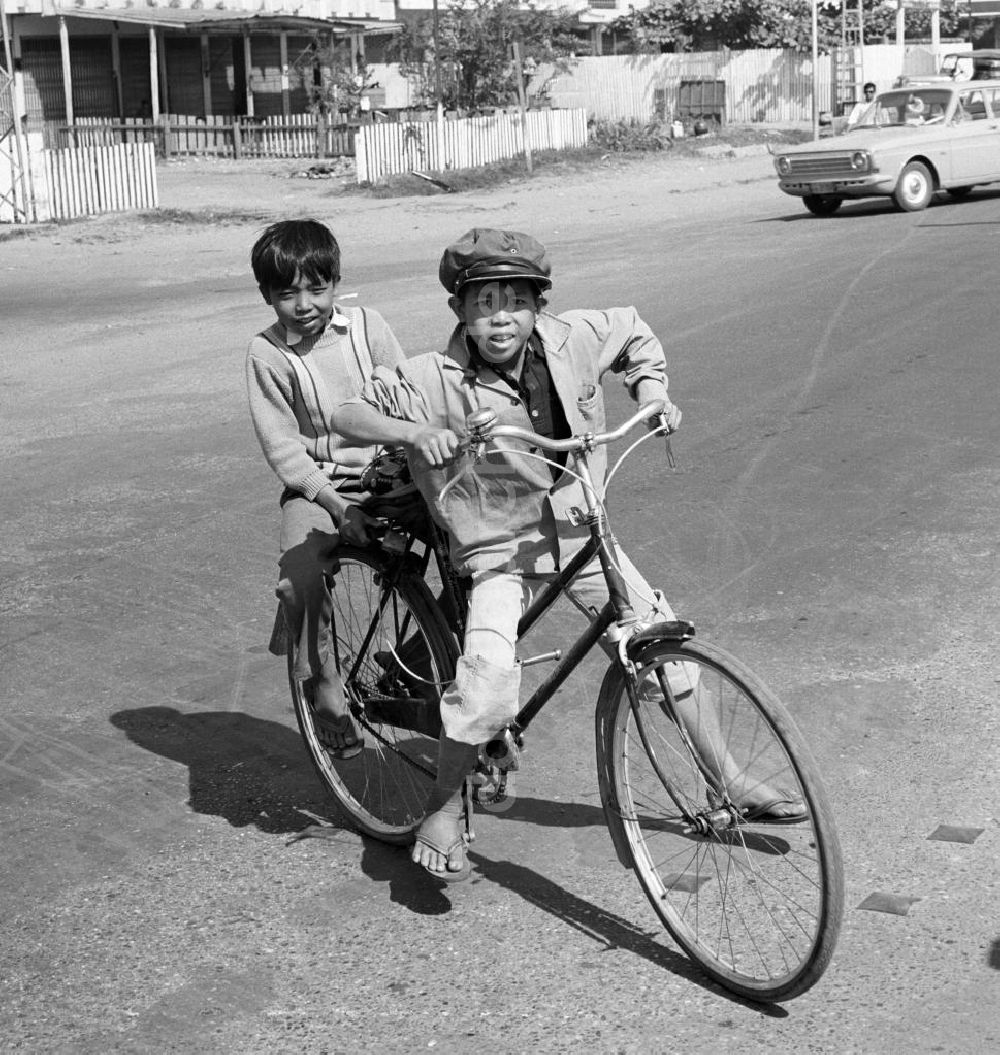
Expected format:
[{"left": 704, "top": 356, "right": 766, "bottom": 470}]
[{"left": 466, "top": 333, "right": 570, "bottom": 477}]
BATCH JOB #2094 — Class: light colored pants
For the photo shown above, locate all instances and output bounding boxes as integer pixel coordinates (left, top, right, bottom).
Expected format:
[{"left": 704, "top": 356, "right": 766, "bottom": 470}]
[
  {"left": 441, "top": 547, "right": 675, "bottom": 744},
  {"left": 269, "top": 493, "right": 343, "bottom": 683}
]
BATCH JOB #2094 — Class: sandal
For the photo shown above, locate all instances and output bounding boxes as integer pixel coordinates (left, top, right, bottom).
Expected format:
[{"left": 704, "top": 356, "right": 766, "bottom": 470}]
[
  {"left": 740, "top": 794, "right": 809, "bottom": 825},
  {"left": 413, "top": 830, "right": 472, "bottom": 883},
  {"left": 413, "top": 779, "right": 475, "bottom": 883},
  {"left": 311, "top": 708, "right": 364, "bottom": 760},
  {"left": 709, "top": 786, "right": 808, "bottom": 825}
]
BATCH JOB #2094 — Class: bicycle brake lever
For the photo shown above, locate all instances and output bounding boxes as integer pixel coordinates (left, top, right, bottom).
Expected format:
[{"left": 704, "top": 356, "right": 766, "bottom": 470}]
[{"left": 652, "top": 413, "right": 677, "bottom": 469}]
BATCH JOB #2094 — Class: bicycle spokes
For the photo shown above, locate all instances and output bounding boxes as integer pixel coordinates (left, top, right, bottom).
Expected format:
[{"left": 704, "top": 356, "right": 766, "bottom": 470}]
[{"left": 599, "top": 638, "right": 843, "bottom": 1001}]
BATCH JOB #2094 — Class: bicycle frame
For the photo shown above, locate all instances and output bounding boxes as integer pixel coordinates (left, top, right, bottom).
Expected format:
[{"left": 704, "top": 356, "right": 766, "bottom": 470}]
[
  {"left": 359, "top": 401, "right": 695, "bottom": 774},
  {"left": 456, "top": 401, "right": 669, "bottom": 742}
]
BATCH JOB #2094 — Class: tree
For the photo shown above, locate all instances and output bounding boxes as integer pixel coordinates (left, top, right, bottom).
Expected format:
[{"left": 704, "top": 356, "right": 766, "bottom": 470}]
[
  {"left": 294, "top": 36, "right": 380, "bottom": 119},
  {"left": 612, "top": 0, "right": 969, "bottom": 54},
  {"left": 390, "top": 0, "right": 579, "bottom": 112}
]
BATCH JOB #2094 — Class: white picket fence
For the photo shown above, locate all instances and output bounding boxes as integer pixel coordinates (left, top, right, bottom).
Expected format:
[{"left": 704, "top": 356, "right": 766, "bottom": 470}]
[
  {"left": 3, "top": 134, "right": 159, "bottom": 222},
  {"left": 36, "top": 140, "right": 158, "bottom": 221},
  {"left": 355, "top": 108, "right": 588, "bottom": 183}
]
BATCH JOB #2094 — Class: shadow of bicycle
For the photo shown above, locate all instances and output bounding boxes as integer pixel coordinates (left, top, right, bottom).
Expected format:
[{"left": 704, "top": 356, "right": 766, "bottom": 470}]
[{"left": 109, "top": 705, "right": 335, "bottom": 835}]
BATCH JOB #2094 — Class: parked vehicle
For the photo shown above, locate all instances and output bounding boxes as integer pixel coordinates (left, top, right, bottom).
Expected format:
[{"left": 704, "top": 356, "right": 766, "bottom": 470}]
[
  {"left": 895, "top": 49, "right": 1000, "bottom": 86},
  {"left": 772, "top": 81, "right": 1000, "bottom": 216}
]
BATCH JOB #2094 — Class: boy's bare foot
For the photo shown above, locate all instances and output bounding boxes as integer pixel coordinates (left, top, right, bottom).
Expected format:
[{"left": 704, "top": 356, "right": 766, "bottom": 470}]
[{"left": 411, "top": 809, "right": 470, "bottom": 882}]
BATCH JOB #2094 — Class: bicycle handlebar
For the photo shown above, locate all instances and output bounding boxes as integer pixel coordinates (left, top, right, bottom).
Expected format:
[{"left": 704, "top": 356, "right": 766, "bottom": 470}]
[{"left": 465, "top": 398, "right": 668, "bottom": 454}]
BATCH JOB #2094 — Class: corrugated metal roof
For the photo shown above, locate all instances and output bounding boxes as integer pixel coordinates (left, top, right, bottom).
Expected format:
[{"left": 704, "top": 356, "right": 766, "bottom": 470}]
[{"left": 51, "top": 5, "right": 400, "bottom": 33}]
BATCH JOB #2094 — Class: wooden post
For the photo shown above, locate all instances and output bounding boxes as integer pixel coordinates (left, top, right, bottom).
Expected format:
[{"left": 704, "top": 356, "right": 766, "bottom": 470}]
[
  {"left": 58, "top": 16, "right": 73, "bottom": 128},
  {"left": 157, "top": 31, "right": 169, "bottom": 117},
  {"left": 161, "top": 113, "right": 171, "bottom": 158},
  {"left": 243, "top": 31, "right": 254, "bottom": 118},
  {"left": 111, "top": 24, "right": 123, "bottom": 119},
  {"left": 148, "top": 26, "right": 160, "bottom": 122},
  {"left": 279, "top": 30, "right": 290, "bottom": 119},
  {"left": 232, "top": 116, "right": 242, "bottom": 159},
  {"left": 435, "top": 100, "right": 445, "bottom": 171},
  {"left": 316, "top": 109, "right": 327, "bottom": 158},
  {"left": 201, "top": 33, "right": 212, "bottom": 117},
  {"left": 510, "top": 41, "right": 532, "bottom": 174}
]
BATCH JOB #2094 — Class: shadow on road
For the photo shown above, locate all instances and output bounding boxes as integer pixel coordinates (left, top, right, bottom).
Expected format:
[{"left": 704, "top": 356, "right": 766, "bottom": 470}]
[
  {"left": 481, "top": 794, "right": 607, "bottom": 828},
  {"left": 110, "top": 705, "right": 330, "bottom": 836},
  {"left": 989, "top": 939, "right": 1000, "bottom": 970},
  {"left": 466, "top": 852, "right": 789, "bottom": 1014}
]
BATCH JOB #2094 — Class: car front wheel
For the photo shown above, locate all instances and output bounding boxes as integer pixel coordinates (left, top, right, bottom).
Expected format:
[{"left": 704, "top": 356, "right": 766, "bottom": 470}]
[
  {"left": 893, "top": 161, "right": 934, "bottom": 211},
  {"left": 802, "top": 194, "right": 843, "bottom": 217}
]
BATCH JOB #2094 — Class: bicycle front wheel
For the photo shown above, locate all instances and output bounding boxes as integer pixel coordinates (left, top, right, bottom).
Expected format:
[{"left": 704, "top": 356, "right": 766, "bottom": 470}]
[
  {"left": 291, "top": 547, "right": 458, "bottom": 844},
  {"left": 596, "top": 637, "right": 843, "bottom": 1002}
]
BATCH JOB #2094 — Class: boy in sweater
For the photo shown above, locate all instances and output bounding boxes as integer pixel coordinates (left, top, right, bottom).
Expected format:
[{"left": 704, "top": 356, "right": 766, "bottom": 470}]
[{"left": 246, "top": 219, "right": 404, "bottom": 757}]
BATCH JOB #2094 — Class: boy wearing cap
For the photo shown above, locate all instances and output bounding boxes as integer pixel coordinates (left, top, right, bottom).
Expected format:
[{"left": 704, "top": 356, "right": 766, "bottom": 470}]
[{"left": 337, "top": 228, "right": 803, "bottom": 881}]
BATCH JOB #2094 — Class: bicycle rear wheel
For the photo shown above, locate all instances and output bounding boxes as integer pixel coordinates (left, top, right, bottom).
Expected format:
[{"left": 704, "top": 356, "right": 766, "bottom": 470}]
[
  {"left": 596, "top": 637, "right": 843, "bottom": 1002},
  {"left": 290, "top": 546, "right": 458, "bottom": 844}
]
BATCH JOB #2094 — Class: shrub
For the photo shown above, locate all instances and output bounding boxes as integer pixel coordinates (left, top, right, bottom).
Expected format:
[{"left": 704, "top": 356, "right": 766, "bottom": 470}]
[{"left": 588, "top": 118, "right": 674, "bottom": 153}]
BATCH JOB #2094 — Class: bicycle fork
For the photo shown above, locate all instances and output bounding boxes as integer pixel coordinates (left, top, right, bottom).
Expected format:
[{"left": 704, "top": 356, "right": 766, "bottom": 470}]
[{"left": 624, "top": 662, "right": 744, "bottom": 837}]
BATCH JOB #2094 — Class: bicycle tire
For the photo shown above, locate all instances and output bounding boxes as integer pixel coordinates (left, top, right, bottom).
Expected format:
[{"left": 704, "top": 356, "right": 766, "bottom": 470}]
[
  {"left": 290, "top": 546, "right": 459, "bottom": 844},
  {"left": 596, "top": 637, "right": 844, "bottom": 1002}
]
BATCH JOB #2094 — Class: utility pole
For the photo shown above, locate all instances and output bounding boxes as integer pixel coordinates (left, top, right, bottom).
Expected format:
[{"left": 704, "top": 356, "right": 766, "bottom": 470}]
[
  {"left": 432, "top": 0, "right": 442, "bottom": 107},
  {"left": 510, "top": 41, "right": 532, "bottom": 174},
  {"left": 812, "top": 0, "right": 819, "bottom": 141}
]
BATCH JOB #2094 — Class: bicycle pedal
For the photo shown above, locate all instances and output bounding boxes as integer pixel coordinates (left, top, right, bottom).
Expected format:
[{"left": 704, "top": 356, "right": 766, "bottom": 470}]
[{"left": 471, "top": 764, "right": 508, "bottom": 805}]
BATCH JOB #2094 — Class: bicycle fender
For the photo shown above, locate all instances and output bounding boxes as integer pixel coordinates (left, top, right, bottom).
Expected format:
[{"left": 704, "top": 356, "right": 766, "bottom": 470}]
[
  {"left": 625, "top": 620, "right": 696, "bottom": 661},
  {"left": 594, "top": 664, "right": 634, "bottom": 871}
]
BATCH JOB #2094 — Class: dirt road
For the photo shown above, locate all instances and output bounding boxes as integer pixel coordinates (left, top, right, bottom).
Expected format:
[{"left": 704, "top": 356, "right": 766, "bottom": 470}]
[{"left": 2, "top": 148, "right": 997, "bottom": 1053}]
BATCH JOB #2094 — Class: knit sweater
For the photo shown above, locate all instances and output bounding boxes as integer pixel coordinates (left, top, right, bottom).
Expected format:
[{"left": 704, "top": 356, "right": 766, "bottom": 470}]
[{"left": 246, "top": 305, "right": 405, "bottom": 499}]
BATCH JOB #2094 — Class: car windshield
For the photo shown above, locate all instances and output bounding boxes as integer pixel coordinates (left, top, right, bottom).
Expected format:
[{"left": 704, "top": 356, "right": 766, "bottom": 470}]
[{"left": 855, "top": 89, "right": 953, "bottom": 127}]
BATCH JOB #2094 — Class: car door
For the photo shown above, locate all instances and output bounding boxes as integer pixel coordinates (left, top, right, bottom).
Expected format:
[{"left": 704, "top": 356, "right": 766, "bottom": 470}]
[
  {"left": 947, "top": 88, "right": 1000, "bottom": 181},
  {"left": 982, "top": 88, "right": 1000, "bottom": 182}
]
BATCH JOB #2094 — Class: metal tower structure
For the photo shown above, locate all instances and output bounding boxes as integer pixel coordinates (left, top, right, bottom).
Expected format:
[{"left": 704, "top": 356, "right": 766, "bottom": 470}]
[
  {"left": 0, "top": 0, "right": 31, "bottom": 223},
  {"left": 832, "top": 0, "right": 866, "bottom": 117}
]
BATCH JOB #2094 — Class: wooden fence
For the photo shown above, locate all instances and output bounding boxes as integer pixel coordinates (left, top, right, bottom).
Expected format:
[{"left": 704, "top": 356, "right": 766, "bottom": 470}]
[
  {"left": 23, "top": 136, "right": 158, "bottom": 221},
  {"left": 355, "top": 108, "right": 588, "bottom": 183},
  {"left": 43, "top": 114, "right": 356, "bottom": 159}
]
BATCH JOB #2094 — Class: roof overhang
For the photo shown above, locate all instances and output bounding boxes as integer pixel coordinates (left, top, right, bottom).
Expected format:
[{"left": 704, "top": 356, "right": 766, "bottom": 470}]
[{"left": 50, "top": 6, "right": 401, "bottom": 34}]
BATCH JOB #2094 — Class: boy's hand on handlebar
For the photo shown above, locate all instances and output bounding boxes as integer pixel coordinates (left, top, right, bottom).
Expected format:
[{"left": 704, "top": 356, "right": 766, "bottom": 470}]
[{"left": 407, "top": 427, "right": 464, "bottom": 469}]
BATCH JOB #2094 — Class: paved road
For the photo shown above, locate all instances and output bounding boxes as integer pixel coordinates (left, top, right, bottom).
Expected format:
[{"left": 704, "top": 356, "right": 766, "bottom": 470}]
[{"left": 2, "top": 157, "right": 998, "bottom": 1052}]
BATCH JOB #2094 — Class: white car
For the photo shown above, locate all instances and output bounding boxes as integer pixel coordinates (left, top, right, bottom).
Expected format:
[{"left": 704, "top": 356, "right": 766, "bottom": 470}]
[{"left": 773, "top": 81, "right": 1000, "bottom": 215}]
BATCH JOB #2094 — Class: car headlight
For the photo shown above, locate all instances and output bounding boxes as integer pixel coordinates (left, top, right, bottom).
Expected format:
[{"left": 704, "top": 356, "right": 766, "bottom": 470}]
[
  {"left": 850, "top": 151, "right": 870, "bottom": 172},
  {"left": 775, "top": 156, "right": 791, "bottom": 176}
]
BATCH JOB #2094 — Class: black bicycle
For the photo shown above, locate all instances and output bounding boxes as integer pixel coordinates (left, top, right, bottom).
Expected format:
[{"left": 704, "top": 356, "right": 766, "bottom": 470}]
[{"left": 288, "top": 401, "right": 844, "bottom": 1002}]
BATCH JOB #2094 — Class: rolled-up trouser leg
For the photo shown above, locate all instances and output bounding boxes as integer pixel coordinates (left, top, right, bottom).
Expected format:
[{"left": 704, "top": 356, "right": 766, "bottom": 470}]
[
  {"left": 439, "top": 653, "right": 523, "bottom": 744},
  {"left": 439, "top": 569, "right": 525, "bottom": 745}
]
